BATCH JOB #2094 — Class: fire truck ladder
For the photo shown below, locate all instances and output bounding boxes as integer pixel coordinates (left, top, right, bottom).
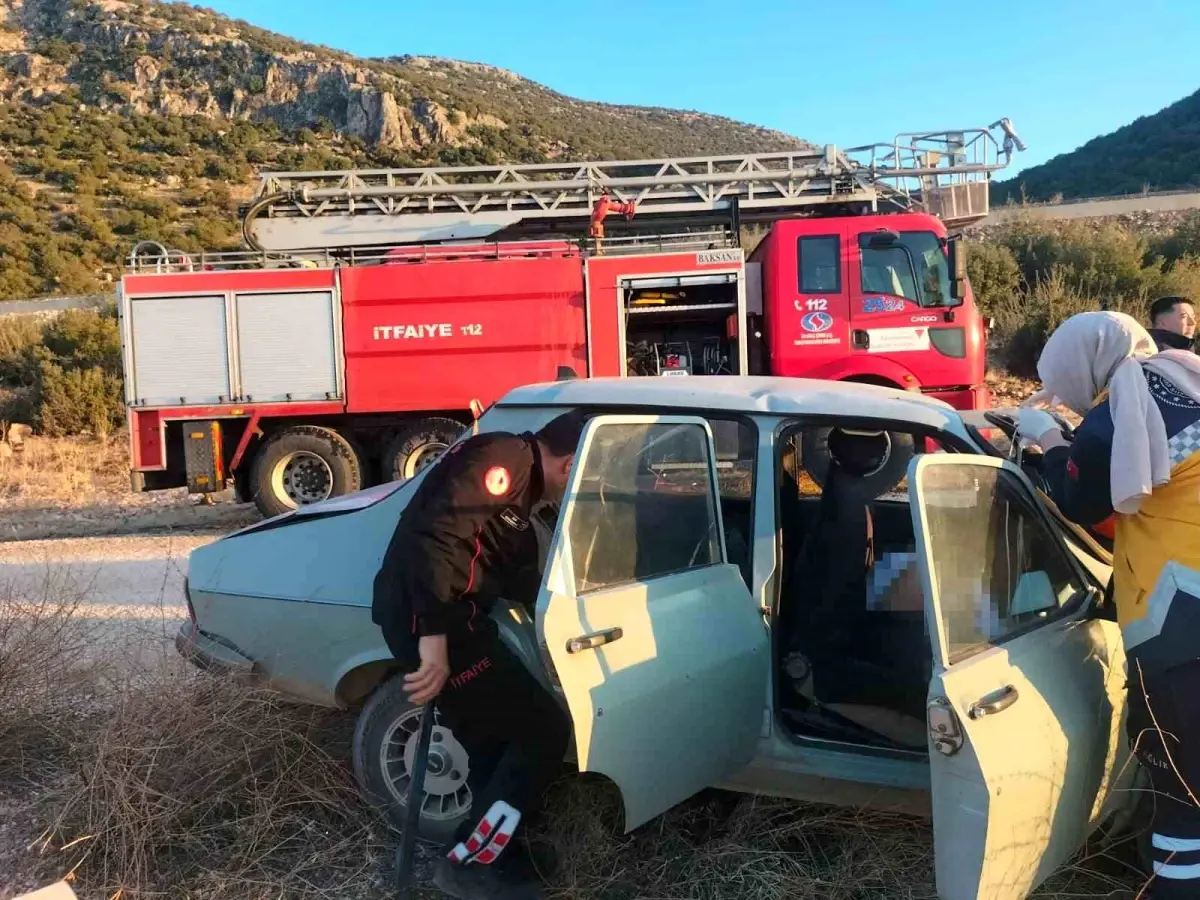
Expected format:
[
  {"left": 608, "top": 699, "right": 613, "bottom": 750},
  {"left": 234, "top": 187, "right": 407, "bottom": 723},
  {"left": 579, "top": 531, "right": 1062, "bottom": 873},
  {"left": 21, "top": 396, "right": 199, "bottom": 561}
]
[{"left": 240, "top": 119, "right": 1024, "bottom": 252}]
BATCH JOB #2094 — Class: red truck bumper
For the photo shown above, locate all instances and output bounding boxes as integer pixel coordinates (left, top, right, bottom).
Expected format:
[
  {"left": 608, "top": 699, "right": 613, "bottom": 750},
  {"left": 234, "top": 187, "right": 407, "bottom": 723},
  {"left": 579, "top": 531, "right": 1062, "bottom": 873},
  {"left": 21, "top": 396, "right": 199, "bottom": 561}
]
[{"left": 924, "top": 385, "right": 992, "bottom": 411}]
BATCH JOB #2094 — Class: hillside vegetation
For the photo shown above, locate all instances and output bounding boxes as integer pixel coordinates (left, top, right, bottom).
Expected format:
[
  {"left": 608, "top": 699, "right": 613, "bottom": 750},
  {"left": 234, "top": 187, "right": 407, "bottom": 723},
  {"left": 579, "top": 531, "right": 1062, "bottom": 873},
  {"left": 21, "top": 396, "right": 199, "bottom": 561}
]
[
  {"left": 993, "top": 86, "right": 1200, "bottom": 203},
  {"left": 967, "top": 211, "right": 1200, "bottom": 374},
  {"left": 0, "top": 0, "right": 808, "bottom": 301}
]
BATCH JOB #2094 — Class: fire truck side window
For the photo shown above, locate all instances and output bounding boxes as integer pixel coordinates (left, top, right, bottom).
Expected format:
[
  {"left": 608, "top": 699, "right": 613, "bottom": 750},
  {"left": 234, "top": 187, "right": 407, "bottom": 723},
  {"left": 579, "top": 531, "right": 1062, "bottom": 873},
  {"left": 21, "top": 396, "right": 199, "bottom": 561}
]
[{"left": 797, "top": 235, "right": 841, "bottom": 293}]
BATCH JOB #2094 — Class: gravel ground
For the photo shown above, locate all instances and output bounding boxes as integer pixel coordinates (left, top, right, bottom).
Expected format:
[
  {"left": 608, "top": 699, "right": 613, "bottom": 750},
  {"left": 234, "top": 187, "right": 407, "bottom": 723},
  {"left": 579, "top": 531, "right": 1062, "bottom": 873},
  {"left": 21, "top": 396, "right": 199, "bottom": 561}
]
[{"left": 0, "top": 495, "right": 260, "bottom": 543}]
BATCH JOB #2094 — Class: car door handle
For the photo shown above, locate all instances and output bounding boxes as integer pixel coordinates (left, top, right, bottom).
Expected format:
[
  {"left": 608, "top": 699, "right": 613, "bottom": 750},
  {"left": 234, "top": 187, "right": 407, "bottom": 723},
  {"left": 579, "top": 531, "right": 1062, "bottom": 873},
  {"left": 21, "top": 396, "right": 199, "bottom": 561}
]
[
  {"left": 968, "top": 685, "right": 1019, "bottom": 719},
  {"left": 566, "top": 628, "right": 623, "bottom": 654}
]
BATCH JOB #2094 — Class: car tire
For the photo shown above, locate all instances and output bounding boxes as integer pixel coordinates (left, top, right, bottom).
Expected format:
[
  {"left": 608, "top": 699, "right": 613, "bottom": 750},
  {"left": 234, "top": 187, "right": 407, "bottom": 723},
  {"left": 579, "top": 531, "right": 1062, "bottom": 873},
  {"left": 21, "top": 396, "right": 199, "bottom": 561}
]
[
  {"left": 382, "top": 417, "right": 466, "bottom": 482},
  {"left": 801, "top": 425, "right": 914, "bottom": 498},
  {"left": 249, "top": 425, "right": 365, "bottom": 518},
  {"left": 352, "top": 676, "right": 474, "bottom": 844}
]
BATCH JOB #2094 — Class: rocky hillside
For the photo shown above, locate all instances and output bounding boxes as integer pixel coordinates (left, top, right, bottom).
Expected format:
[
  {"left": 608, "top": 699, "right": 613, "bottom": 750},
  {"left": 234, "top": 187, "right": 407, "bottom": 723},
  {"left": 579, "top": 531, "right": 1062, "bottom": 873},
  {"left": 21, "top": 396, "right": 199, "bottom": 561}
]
[
  {"left": 992, "top": 86, "right": 1200, "bottom": 203},
  {"left": 0, "top": 0, "right": 809, "bottom": 301}
]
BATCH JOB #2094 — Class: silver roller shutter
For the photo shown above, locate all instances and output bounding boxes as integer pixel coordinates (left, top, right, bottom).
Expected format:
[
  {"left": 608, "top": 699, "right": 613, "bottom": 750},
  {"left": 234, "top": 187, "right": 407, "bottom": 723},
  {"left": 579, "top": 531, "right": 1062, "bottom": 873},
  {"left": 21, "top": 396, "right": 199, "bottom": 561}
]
[
  {"left": 130, "top": 295, "right": 230, "bottom": 406},
  {"left": 235, "top": 291, "right": 338, "bottom": 403}
]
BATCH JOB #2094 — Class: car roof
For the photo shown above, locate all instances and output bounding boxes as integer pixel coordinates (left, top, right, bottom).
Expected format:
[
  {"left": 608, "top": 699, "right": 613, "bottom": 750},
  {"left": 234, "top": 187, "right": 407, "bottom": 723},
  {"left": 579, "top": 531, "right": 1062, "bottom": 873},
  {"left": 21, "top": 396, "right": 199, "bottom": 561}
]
[{"left": 496, "top": 376, "right": 963, "bottom": 429}]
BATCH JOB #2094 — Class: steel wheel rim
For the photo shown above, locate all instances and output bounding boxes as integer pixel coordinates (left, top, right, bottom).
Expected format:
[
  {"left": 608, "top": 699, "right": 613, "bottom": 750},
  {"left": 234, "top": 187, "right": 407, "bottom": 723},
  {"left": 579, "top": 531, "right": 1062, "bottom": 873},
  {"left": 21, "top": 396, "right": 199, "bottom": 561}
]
[
  {"left": 403, "top": 442, "right": 448, "bottom": 479},
  {"left": 270, "top": 450, "right": 334, "bottom": 507},
  {"left": 379, "top": 707, "right": 472, "bottom": 824}
]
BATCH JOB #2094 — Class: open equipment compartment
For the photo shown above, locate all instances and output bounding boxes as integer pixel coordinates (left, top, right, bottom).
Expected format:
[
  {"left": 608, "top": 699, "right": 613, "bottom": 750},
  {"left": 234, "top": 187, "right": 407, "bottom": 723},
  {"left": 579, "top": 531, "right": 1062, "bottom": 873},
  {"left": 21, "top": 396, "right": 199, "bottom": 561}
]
[{"left": 622, "top": 271, "right": 745, "bottom": 378}]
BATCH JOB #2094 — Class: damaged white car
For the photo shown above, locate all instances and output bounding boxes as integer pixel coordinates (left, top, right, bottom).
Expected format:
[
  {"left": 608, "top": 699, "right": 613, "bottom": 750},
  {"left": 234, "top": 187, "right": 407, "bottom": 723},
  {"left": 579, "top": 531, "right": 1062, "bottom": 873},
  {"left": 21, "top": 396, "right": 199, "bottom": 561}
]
[{"left": 177, "top": 376, "right": 1144, "bottom": 900}]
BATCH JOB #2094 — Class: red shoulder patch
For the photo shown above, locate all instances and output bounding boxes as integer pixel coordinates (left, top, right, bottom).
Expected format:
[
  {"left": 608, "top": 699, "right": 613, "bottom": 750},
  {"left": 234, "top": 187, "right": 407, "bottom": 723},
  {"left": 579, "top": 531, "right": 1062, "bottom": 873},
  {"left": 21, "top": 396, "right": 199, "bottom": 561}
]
[
  {"left": 1066, "top": 458, "right": 1079, "bottom": 481},
  {"left": 483, "top": 466, "right": 511, "bottom": 496}
]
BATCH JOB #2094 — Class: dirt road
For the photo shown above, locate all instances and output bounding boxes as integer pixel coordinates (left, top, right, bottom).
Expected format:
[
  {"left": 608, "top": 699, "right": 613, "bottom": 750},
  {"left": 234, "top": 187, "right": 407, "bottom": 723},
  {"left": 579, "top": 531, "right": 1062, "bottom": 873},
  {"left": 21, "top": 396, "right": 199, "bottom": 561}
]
[{"left": 0, "top": 533, "right": 222, "bottom": 658}]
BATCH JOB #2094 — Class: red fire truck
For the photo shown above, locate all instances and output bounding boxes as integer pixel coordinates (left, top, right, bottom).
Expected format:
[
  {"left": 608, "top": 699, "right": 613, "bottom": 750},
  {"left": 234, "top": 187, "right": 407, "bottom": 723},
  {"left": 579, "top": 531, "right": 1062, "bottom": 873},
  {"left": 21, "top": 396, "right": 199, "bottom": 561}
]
[{"left": 118, "top": 121, "right": 1024, "bottom": 516}]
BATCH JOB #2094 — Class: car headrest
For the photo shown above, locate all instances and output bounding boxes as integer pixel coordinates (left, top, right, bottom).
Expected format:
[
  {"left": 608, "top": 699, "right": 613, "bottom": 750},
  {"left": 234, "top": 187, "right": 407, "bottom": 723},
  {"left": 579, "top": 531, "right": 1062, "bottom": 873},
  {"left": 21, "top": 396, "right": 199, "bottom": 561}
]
[{"left": 827, "top": 427, "right": 892, "bottom": 479}]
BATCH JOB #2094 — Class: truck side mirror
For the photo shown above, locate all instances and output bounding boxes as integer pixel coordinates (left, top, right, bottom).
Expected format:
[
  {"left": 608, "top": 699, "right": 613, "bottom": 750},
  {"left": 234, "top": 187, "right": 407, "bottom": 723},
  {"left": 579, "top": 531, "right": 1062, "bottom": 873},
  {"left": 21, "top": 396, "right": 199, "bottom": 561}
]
[{"left": 947, "top": 237, "right": 968, "bottom": 305}]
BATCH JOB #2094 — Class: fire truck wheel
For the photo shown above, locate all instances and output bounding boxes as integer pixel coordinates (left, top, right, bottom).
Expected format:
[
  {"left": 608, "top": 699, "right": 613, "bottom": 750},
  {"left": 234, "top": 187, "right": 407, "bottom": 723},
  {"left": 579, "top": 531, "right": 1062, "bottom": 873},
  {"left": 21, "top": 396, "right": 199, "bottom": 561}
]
[
  {"left": 249, "top": 425, "right": 364, "bottom": 518},
  {"left": 382, "top": 417, "right": 466, "bottom": 482},
  {"left": 352, "top": 675, "right": 473, "bottom": 844},
  {"left": 800, "top": 425, "right": 914, "bottom": 498}
]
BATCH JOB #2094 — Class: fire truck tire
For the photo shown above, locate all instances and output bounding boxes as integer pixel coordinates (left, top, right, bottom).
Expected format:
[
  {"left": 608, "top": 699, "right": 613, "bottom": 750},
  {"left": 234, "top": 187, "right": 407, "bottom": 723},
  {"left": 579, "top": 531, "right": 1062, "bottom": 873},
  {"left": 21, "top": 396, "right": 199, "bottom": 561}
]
[
  {"left": 382, "top": 417, "right": 466, "bottom": 482},
  {"left": 800, "top": 425, "right": 914, "bottom": 498},
  {"left": 249, "top": 425, "right": 365, "bottom": 518}
]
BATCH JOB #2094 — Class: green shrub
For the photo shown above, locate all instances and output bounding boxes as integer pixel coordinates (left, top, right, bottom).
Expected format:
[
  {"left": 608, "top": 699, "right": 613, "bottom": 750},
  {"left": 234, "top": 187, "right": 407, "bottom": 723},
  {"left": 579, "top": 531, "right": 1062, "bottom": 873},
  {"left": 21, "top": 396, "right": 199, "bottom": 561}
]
[
  {"left": 991, "top": 268, "right": 1118, "bottom": 376},
  {"left": 1150, "top": 255, "right": 1200, "bottom": 302},
  {"left": 973, "top": 214, "right": 1200, "bottom": 374},
  {"left": 1153, "top": 212, "right": 1200, "bottom": 268},
  {"left": 43, "top": 306, "right": 122, "bottom": 373},
  {"left": 0, "top": 385, "right": 35, "bottom": 425},
  {"left": 965, "top": 241, "right": 1021, "bottom": 317},
  {"left": 0, "top": 316, "right": 45, "bottom": 384},
  {"left": 0, "top": 308, "right": 124, "bottom": 436},
  {"left": 35, "top": 361, "right": 124, "bottom": 438},
  {"left": 994, "top": 215, "right": 1157, "bottom": 306}
]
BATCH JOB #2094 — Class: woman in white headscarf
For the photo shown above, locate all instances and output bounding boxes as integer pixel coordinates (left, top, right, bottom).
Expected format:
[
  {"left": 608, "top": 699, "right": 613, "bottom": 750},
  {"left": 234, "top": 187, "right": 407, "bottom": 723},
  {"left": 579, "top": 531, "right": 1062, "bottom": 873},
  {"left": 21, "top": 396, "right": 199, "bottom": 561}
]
[{"left": 1016, "top": 309, "right": 1200, "bottom": 896}]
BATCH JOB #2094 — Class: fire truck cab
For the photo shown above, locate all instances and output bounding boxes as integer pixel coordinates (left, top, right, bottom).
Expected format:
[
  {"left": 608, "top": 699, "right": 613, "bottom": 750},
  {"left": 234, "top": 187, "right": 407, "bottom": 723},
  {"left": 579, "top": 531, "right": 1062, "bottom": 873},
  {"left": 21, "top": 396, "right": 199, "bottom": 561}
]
[{"left": 753, "top": 214, "right": 986, "bottom": 409}]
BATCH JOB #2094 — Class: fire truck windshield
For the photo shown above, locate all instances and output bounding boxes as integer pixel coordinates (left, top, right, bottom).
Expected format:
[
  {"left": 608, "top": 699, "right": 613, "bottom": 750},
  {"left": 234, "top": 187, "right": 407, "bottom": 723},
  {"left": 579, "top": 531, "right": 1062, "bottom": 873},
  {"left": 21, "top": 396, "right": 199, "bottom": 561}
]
[{"left": 858, "top": 230, "right": 953, "bottom": 308}]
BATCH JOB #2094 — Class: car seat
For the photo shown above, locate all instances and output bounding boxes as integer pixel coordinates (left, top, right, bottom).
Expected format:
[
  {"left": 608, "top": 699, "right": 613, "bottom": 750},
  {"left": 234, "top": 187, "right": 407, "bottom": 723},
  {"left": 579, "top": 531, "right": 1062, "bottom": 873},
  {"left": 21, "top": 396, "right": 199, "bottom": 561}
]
[{"left": 784, "top": 429, "right": 928, "bottom": 747}]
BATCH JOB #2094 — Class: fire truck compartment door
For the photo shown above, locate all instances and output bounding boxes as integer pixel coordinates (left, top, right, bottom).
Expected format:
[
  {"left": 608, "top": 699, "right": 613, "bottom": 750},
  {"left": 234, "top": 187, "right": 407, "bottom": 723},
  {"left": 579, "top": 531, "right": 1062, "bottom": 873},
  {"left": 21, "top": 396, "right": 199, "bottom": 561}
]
[
  {"left": 234, "top": 291, "right": 340, "bottom": 402},
  {"left": 537, "top": 414, "right": 768, "bottom": 832},
  {"left": 129, "top": 294, "right": 231, "bottom": 406}
]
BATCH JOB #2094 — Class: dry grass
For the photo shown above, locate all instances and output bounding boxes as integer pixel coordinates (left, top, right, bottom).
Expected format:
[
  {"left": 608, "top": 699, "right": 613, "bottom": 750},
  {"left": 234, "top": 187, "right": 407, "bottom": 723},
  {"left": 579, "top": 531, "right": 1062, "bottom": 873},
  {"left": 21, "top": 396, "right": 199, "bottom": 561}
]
[
  {"left": 0, "top": 571, "right": 101, "bottom": 773},
  {"left": 0, "top": 435, "right": 130, "bottom": 506},
  {"left": 542, "top": 783, "right": 939, "bottom": 900},
  {"left": 538, "top": 778, "right": 1144, "bottom": 900},
  {"left": 40, "top": 674, "right": 388, "bottom": 899}
]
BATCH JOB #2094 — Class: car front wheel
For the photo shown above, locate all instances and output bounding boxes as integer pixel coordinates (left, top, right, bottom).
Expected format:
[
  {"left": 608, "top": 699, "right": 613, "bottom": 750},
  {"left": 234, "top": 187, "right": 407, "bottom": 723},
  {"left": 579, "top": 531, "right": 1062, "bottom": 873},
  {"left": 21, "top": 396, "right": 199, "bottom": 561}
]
[{"left": 351, "top": 676, "right": 474, "bottom": 844}]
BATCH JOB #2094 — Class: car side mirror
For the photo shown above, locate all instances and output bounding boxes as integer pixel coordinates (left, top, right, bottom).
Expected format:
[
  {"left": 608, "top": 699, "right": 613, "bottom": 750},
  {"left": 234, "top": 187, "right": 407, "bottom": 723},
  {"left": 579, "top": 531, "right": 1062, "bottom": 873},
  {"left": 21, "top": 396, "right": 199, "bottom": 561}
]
[{"left": 947, "top": 238, "right": 967, "bottom": 306}]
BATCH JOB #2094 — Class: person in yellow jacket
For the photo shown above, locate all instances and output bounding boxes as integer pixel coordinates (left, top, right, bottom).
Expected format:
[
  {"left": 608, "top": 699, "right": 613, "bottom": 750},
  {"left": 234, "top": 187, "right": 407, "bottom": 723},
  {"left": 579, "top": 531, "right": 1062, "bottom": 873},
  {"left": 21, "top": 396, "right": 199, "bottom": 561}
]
[{"left": 1016, "top": 310, "right": 1200, "bottom": 898}]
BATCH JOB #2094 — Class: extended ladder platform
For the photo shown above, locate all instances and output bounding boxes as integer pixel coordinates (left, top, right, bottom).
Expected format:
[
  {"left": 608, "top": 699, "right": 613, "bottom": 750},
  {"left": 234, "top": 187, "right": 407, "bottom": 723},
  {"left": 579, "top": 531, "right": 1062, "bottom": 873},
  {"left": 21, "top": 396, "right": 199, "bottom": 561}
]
[{"left": 243, "top": 121, "right": 1024, "bottom": 251}]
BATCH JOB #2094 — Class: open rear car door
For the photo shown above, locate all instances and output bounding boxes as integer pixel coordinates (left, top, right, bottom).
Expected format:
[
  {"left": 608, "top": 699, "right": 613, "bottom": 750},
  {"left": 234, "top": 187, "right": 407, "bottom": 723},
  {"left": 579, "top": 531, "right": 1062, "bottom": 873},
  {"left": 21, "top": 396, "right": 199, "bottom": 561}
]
[
  {"left": 908, "top": 455, "right": 1131, "bottom": 900},
  {"left": 536, "top": 414, "right": 769, "bottom": 831}
]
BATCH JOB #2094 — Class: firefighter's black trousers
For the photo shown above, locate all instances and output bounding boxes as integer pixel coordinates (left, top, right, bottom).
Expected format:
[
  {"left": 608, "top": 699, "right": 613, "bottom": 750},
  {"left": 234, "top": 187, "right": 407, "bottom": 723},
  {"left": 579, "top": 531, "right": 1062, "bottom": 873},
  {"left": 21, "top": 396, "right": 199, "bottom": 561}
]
[
  {"left": 1127, "top": 659, "right": 1200, "bottom": 898},
  {"left": 386, "top": 615, "right": 570, "bottom": 868}
]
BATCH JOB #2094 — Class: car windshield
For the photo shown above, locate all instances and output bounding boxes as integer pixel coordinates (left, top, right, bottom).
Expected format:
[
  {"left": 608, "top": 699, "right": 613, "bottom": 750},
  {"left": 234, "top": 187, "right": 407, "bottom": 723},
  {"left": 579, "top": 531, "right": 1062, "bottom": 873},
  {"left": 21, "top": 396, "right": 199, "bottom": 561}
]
[{"left": 859, "top": 230, "right": 951, "bottom": 308}]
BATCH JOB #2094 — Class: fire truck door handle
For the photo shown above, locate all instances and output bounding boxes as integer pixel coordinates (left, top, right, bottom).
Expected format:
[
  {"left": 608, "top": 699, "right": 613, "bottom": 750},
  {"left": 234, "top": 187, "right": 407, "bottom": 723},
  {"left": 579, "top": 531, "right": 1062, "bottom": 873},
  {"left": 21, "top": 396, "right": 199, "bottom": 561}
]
[
  {"left": 566, "top": 628, "right": 623, "bottom": 654},
  {"left": 852, "top": 330, "right": 870, "bottom": 350}
]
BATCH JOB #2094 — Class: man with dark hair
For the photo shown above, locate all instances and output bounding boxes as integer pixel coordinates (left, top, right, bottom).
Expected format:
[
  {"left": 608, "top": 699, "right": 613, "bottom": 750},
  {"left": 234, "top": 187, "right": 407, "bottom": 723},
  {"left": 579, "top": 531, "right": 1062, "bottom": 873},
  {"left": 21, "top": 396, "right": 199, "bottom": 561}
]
[
  {"left": 1148, "top": 295, "right": 1196, "bottom": 352},
  {"left": 372, "top": 408, "right": 590, "bottom": 900}
]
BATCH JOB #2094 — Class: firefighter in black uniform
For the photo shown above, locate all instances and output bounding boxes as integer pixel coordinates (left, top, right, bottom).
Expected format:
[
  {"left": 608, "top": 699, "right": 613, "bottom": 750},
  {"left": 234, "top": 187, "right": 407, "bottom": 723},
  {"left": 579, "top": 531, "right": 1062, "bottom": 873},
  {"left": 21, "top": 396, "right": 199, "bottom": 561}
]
[{"left": 372, "top": 409, "right": 589, "bottom": 900}]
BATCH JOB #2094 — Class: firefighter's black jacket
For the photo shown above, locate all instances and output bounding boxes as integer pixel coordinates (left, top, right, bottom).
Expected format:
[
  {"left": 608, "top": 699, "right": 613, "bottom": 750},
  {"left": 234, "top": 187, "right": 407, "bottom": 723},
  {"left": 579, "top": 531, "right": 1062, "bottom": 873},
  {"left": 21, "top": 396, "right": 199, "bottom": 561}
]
[{"left": 371, "top": 431, "right": 545, "bottom": 660}]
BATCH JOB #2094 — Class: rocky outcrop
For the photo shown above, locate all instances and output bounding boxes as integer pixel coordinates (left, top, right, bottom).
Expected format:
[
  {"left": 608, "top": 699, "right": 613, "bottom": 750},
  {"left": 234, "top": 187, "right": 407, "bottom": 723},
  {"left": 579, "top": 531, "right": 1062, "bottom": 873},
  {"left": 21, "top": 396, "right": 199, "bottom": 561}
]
[{"left": 0, "top": 0, "right": 532, "bottom": 153}]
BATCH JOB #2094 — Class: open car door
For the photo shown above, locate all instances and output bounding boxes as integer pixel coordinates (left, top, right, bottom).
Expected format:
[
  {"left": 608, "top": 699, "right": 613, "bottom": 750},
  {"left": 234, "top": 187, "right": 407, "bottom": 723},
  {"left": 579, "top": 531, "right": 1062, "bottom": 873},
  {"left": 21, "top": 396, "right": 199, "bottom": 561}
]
[
  {"left": 908, "top": 455, "right": 1131, "bottom": 900},
  {"left": 536, "top": 414, "right": 769, "bottom": 831}
]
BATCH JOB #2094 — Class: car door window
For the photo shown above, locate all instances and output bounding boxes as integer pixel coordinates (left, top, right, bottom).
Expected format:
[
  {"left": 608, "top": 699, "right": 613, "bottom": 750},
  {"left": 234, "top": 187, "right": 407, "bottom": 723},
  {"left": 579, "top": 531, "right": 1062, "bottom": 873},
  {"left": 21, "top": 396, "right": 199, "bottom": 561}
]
[
  {"left": 567, "top": 420, "right": 724, "bottom": 594},
  {"left": 916, "top": 461, "right": 1088, "bottom": 662}
]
